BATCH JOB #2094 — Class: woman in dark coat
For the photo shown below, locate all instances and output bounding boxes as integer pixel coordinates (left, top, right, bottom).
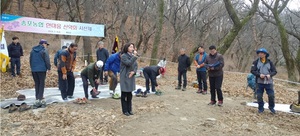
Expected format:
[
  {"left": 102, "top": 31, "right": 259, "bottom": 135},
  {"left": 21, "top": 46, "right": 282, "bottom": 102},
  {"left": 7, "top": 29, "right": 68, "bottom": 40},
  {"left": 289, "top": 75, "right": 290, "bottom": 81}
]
[{"left": 120, "top": 43, "right": 138, "bottom": 116}]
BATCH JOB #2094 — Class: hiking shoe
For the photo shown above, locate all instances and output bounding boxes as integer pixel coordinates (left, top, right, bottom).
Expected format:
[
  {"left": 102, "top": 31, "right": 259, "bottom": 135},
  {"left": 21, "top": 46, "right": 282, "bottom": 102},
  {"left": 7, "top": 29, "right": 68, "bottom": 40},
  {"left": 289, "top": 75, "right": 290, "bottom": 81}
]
[
  {"left": 182, "top": 88, "right": 186, "bottom": 91},
  {"left": 217, "top": 101, "right": 223, "bottom": 106},
  {"left": 196, "top": 89, "right": 203, "bottom": 94},
  {"left": 128, "top": 111, "right": 134, "bottom": 115},
  {"left": 258, "top": 109, "right": 264, "bottom": 113},
  {"left": 123, "top": 112, "right": 130, "bottom": 116},
  {"left": 208, "top": 101, "right": 216, "bottom": 105},
  {"left": 175, "top": 86, "right": 181, "bottom": 90},
  {"left": 202, "top": 90, "right": 207, "bottom": 95},
  {"left": 92, "top": 95, "right": 99, "bottom": 98},
  {"left": 33, "top": 101, "right": 41, "bottom": 109},
  {"left": 67, "top": 96, "right": 74, "bottom": 99},
  {"left": 19, "top": 102, "right": 31, "bottom": 112},
  {"left": 270, "top": 109, "right": 276, "bottom": 114},
  {"left": 40, "top": 100, "right": 47, "bottom": 108},
  {"left": 8, "top": 103, "right": 18, "bottom": 113}
]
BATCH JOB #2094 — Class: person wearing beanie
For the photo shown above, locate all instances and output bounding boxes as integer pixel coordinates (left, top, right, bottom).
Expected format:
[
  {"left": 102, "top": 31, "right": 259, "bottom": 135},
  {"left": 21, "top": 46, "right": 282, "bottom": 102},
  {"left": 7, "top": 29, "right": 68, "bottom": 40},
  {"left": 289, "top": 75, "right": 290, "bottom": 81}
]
[
  {"left": 205, "top": 45, "right": 224, "bottom": 106},
  {"left": 80, "top": 60, "right": 103, "bottom": 99},
  {"left": 29, "top": 39, "right": 51, "bottom": 109},
  {"left": 251, "top": 48, "right": 277, "bottom": 114},
  {"left": 8, "top": 36, "right": 23, "bottom": 77}
]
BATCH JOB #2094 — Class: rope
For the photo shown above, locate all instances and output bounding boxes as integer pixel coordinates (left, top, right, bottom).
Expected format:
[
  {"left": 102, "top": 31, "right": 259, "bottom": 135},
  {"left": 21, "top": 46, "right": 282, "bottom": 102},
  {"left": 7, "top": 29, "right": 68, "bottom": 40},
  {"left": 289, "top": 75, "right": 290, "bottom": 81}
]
[{"left": 77, "top": 55, "right": 300, "bottom": 85}]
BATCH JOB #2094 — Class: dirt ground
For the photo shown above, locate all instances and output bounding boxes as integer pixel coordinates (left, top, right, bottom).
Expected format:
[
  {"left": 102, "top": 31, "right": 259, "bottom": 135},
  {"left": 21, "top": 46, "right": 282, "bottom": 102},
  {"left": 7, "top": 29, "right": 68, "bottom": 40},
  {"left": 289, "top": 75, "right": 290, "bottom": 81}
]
[{"left": 1, "top": 59, "right": 300, "bottom": 136}]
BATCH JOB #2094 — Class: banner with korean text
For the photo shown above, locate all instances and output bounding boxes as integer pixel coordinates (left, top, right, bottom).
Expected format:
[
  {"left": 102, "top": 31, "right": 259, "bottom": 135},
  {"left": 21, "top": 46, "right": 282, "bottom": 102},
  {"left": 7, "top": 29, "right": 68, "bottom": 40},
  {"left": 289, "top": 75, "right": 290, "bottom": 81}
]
[{"left": 0, "top": 14, "right": 105, "bottom": 37}]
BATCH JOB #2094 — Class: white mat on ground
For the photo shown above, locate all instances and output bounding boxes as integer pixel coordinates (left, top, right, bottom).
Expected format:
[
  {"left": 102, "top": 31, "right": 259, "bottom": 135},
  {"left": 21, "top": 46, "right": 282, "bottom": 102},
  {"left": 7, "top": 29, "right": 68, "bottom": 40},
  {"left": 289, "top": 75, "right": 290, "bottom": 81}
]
[
  {"left": 0, "top": 78, "right": 148, "bottom": 109},
  {"left": 247, "top": 102, "right": 300, "bottom": 115}
]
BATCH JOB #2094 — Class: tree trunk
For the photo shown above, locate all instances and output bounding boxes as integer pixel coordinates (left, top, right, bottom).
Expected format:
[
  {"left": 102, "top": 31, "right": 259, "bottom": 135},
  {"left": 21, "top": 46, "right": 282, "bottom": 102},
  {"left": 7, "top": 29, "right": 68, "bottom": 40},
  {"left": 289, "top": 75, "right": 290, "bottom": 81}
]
[
  {"left": 150, "top": 0, "right": 164, "bottom": 65},
  {"left": 119, "top": 15, "right": 128, "bottom": 43},
  {"left": 18, "top": 0, "right": 24, "bottom": 15},
  {"left": 83, "top": 0, "right": 93, "bottom": 62},
  {"left": 218, "top": 0, "right": 259, "bottom": 54},
  {"left": 1, "top": 0, "right": 13, "bottom": 13},
  {"left": 295, "top": 46, "right": 300, "bottom": 82}
]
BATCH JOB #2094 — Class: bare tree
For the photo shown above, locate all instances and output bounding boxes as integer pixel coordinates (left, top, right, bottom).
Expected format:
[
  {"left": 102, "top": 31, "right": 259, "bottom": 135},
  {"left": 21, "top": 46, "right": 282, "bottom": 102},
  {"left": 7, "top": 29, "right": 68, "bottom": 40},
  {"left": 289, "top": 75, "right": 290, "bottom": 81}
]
[
  {"left": 261, "top": 0, "right": 297, "bottom": 82},
  {"left": 218, "top": 0, "right": 259, "bottom": 54},
  {"left": 150, "top": 0, "right": 164, "bottom": 65}
]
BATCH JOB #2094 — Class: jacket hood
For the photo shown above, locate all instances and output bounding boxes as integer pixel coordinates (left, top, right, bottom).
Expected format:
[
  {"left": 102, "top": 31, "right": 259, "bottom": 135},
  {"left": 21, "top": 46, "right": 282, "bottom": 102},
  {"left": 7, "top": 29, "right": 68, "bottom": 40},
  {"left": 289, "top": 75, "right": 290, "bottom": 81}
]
[{"left": 32, "top": 45, "right": 45, "bottom": 52}]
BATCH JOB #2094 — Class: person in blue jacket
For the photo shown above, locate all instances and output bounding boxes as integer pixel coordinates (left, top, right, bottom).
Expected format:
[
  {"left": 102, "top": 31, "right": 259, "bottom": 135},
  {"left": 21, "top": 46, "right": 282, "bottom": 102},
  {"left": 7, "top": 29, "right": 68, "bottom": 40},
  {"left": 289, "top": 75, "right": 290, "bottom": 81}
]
[
  {"left": 193, "top": 46, "right": 208, "bottom": 94},
  {"left": 29, "top": 39, "right": 51, "bottom": 109},
  {"left": 104, "top": 52, "right": 121, "bottom": 94}
]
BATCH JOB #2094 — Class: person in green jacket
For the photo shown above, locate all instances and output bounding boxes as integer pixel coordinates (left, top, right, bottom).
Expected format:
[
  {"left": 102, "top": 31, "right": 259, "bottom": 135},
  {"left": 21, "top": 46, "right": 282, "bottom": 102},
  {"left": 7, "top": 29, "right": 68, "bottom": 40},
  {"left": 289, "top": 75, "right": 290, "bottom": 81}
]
[{"left": 81, "top": 60, "right": 104, "bottom": 99}]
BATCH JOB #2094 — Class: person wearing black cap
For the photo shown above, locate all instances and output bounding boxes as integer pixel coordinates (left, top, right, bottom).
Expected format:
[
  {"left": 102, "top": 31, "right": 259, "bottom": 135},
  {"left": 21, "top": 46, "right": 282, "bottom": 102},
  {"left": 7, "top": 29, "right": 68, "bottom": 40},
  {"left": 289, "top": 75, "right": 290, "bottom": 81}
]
[
  {"left": 205, "top": 45, "right": 224, "bottom": 106},
  {"left": 54, "top": 45, "right": 67, "bottom": 91},
  {"left": 8, "top": 36, "right": 23, "bottom": 77},
  {"left": 29, "top": 39, "right": 51, "bottom": 109},
  {"left": 251, "top": 48, "right": 277, "bottom": 114}
]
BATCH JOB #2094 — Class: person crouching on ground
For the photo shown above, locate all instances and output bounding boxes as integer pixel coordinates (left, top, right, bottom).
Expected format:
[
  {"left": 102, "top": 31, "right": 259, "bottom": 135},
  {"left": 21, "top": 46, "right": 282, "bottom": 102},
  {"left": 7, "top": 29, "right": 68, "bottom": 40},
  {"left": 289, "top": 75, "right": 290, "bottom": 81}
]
[
  {"left": 142, "top": 66, "right": 165, "bottom": 96},
  {"left": 251, "top": 48, "right": 277, "bottom": 114},
  {"left": 104, "top": 52, "right": 121, "bottom": 95},
  {"left": 81, "top": 61, "right": 103, "bottom": 99}
]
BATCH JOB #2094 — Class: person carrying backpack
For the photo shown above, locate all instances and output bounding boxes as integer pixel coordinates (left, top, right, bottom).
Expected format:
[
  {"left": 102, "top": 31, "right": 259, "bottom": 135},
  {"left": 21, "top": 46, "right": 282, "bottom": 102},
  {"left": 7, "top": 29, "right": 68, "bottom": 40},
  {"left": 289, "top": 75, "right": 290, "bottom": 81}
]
[{"left": 251, "top": 48, "right": 277, "bottom": 114}]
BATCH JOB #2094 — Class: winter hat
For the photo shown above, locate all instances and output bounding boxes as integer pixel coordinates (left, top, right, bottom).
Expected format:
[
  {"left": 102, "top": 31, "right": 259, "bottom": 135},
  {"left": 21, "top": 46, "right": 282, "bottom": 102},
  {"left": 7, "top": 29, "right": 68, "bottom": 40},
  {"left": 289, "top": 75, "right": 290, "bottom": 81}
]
[
  {"left": 256, "top": 48, "right": 269, "bottom": 57},
  {"left": 159, "top": 67, "right": 165, "bottom": 75},
  {"left": 39, "top": 39, "right": 49, "bottom": 45},
  {"left": 96, "top": 60, "right": 104, "bottom": 69}
]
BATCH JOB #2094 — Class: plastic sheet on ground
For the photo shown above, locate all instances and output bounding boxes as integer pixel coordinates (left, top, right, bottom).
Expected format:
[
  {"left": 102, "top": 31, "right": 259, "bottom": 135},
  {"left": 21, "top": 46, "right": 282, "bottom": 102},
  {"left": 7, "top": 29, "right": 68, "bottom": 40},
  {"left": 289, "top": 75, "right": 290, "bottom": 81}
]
[
  {"left": 247, "top": 102, "right": 300, "bottom": 115},
  {"left": 0, "top": 78, "right": 148, "bottom": 108}
]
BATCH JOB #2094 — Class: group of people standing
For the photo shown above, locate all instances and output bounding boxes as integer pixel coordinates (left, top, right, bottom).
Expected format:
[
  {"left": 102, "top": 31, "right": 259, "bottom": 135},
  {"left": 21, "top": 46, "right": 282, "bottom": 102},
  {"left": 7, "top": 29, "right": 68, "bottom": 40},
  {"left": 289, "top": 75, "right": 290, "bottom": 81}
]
[
  {"left": 175, "top": 45, "right": 225, "bottom": 106},
  {"left": 7, "top": 36, "right": 277, "bottom": 115},
  {"left": 175, "top": 45, "right": 277, "bottom": 113}
]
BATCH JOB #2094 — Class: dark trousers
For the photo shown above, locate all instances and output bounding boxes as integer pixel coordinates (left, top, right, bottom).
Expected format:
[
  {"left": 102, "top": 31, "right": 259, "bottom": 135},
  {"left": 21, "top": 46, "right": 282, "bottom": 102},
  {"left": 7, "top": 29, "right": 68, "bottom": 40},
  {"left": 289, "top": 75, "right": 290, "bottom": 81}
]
[
  {"left": 11, "top": 57, "right": 21, "bottom": 76},
  {"left": 143, "top": 70, "right": 156, "bottom": 93},
  {"left": 57, "top": 71, "right": 61, "bottom": 90},
  {"left": 81, "top": 74, "right": 99, "bottom": 99},
  {"left": 257, "top": 84, "right": 275, "bottom": 111},
  {"left": 108, "top": 71, "right": 118, "bottom": 91},
  {"left": 121, "top": 91, "right": 133, "bottom": 113},
  {"left": 209, "top": 75, "right": 223, "bottom": 102},
  {"left": 58, "top": 71, "right": 75, "bottom": 99},
  {"left": 99, "top": 66, "right": 108, "bottom": 82},
  {"left": 178, "top": 70, "right": 187, "bottom": 88},
  {"left": 196, "top": 70, "right": 207, "bottom": 90},
  {"left": 32, "top": 72, "right": 46, "bottom": 100}
]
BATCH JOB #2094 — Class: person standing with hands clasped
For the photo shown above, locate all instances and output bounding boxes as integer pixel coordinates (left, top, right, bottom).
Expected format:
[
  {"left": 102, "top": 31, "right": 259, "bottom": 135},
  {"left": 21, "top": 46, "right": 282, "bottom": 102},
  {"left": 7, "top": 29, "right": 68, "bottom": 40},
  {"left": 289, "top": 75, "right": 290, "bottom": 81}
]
[
  {"left": 194, "top": 46, "right": 208, "bottom": 94},
  {"left": 120, "top": 43, "right": 138, "bottom": 116},
  {"left": 8, "top": 36, "right": 23, "bottom": 77},
  {"left": 251, "top": 48, "right": 277, "bottom": 114},
  {"left": 175, "top": 48, "right": 191, "bottom": 91}
]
